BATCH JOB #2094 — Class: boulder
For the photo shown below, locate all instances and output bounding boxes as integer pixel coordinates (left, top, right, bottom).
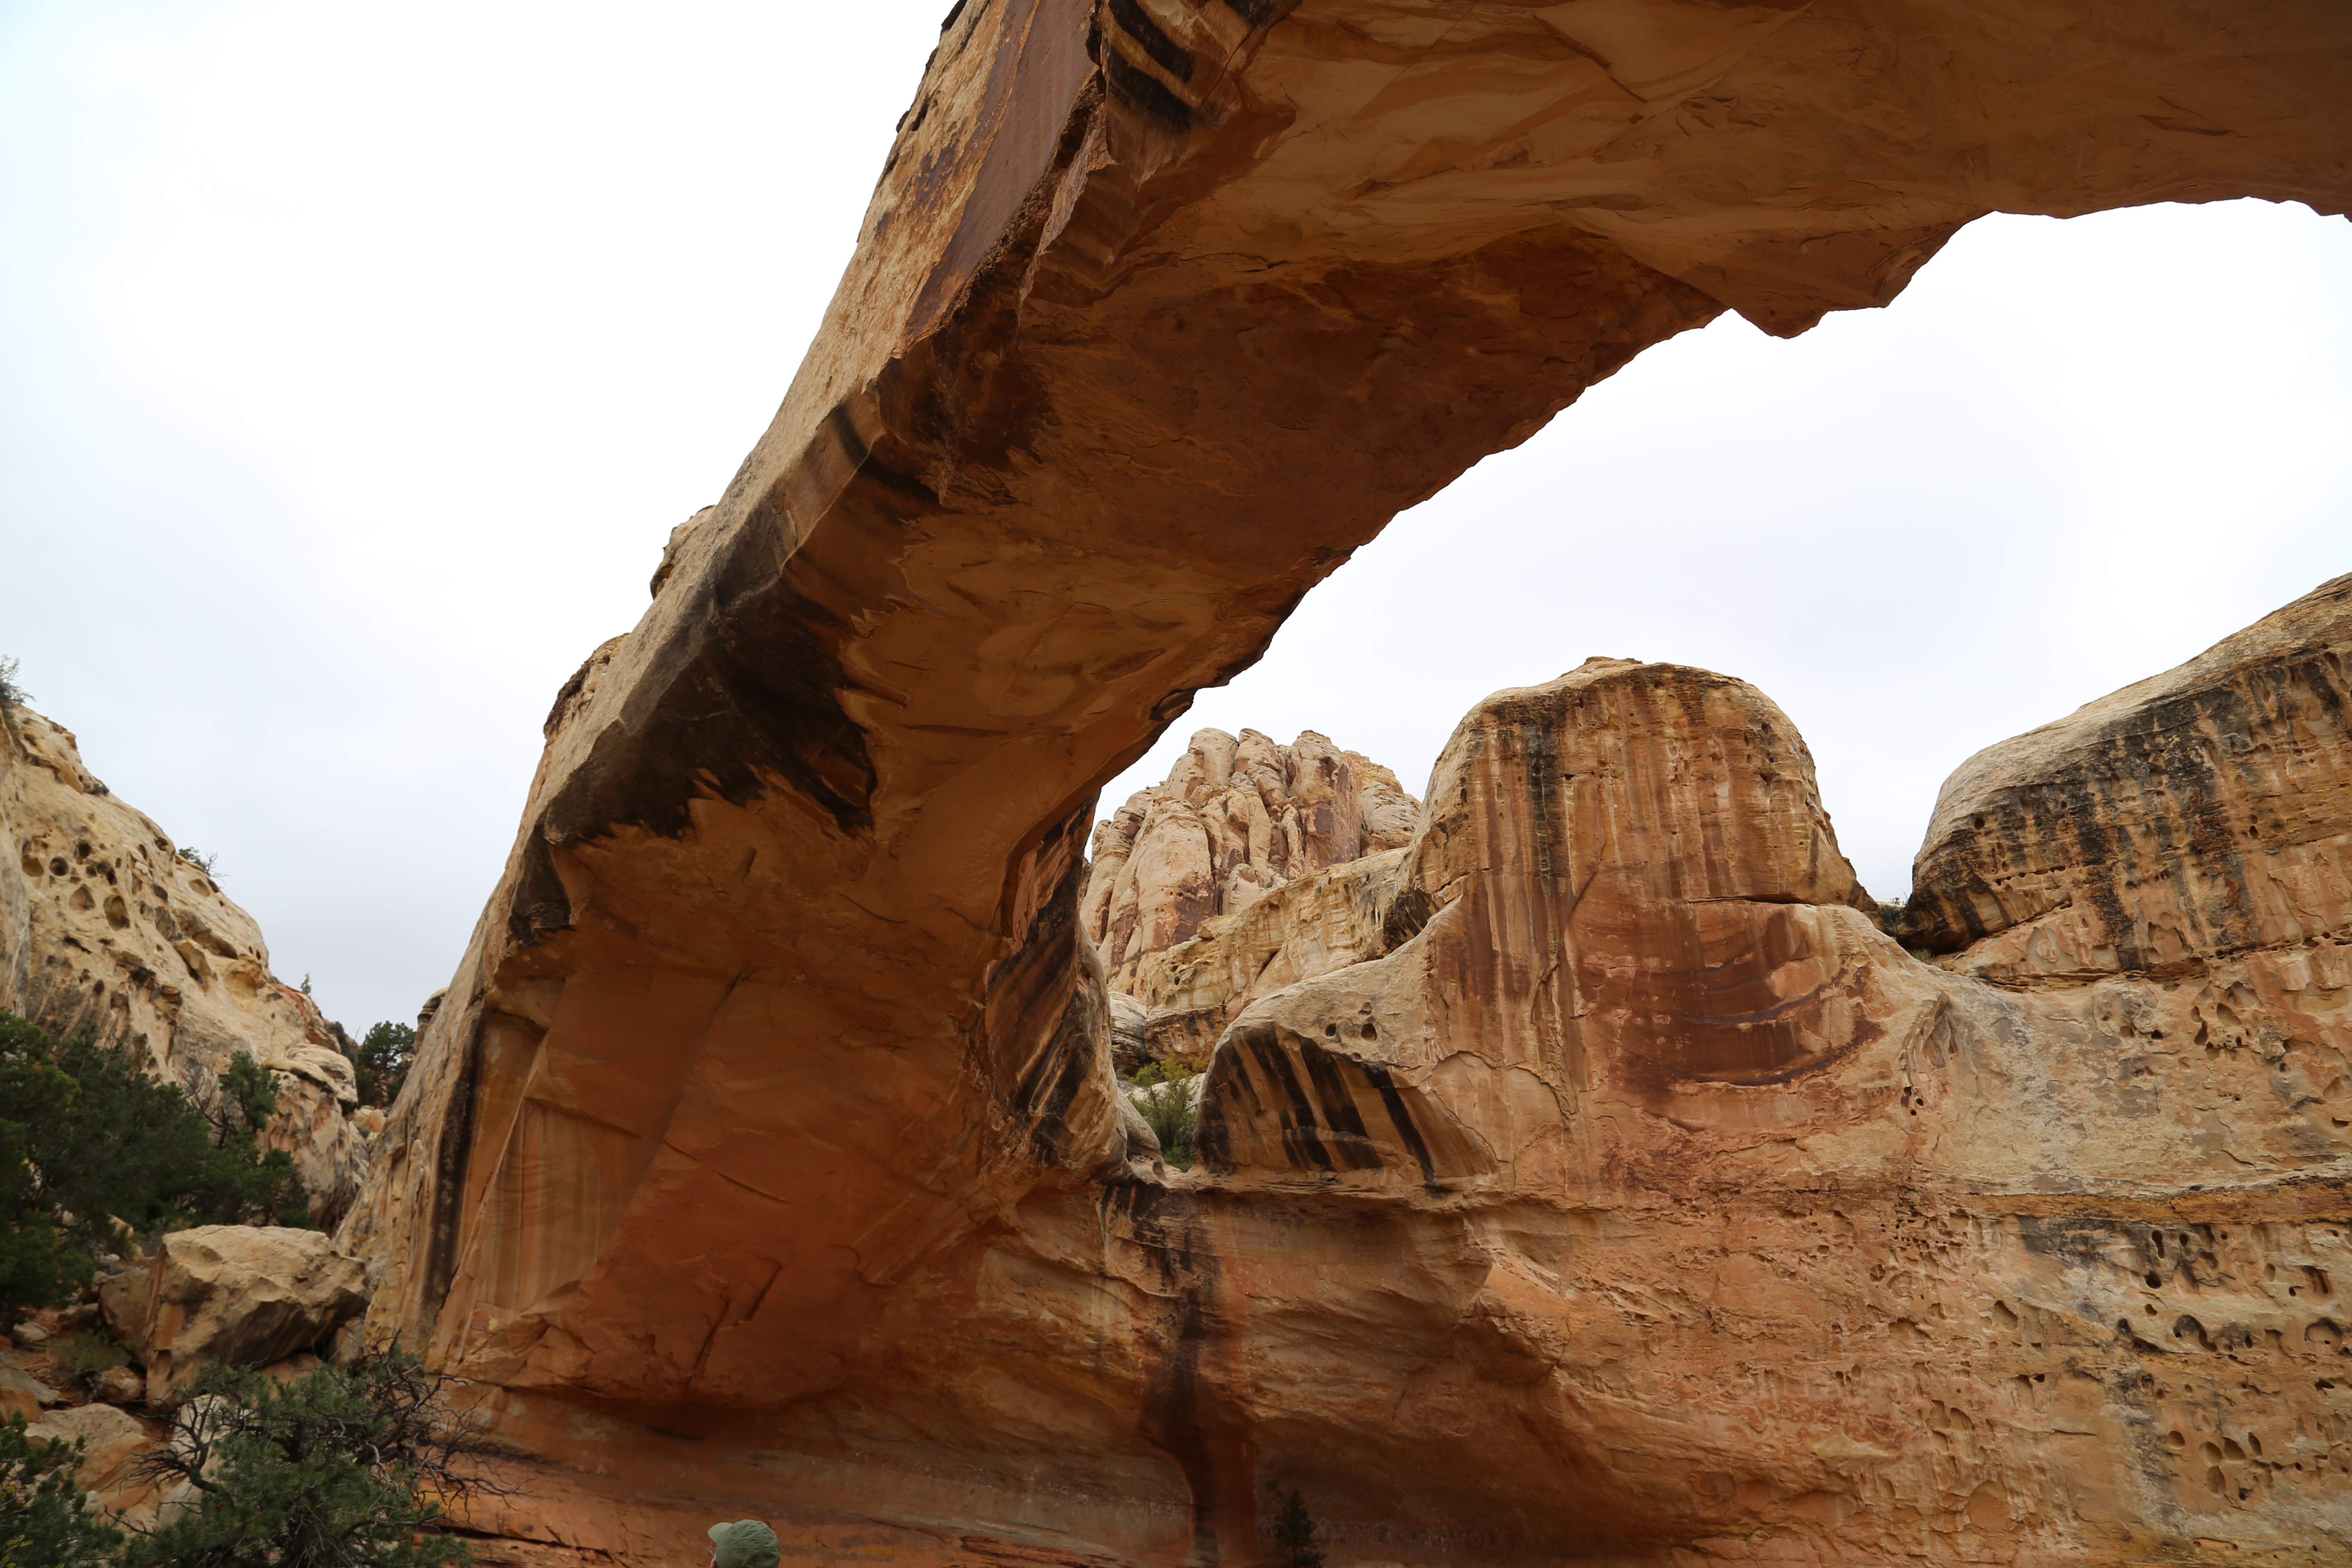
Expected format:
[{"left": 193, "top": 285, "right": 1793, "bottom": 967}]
[
  {"left": 105, "top": 1226, "right": 368, "bottom": 1400},
  {"left": 93, "top": 1363, "right": 145, "bottom": 1406},
  {"left": 24, "top": 1402, "right": 144, "bottom": 1492},
  {"left": 254, "top": 1048, "right": 370, "bottom": 1230},
  {"left": 0, "top": 1350, "right": 58, "bottom": 1422},
  {"left": 95, "top": 1264, "right": 147, "bottom": 1342}
]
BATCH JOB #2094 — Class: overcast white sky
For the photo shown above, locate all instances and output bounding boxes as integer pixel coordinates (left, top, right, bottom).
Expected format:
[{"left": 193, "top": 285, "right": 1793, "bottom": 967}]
[{"left": 3, "top": 1, "right": 2346, "bottom": 1033}]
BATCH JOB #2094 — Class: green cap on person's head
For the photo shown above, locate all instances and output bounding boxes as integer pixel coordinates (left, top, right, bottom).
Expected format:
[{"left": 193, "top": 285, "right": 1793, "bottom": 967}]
[{"left": 707, "top": 1519, "right": 781, "bottom": 1568}]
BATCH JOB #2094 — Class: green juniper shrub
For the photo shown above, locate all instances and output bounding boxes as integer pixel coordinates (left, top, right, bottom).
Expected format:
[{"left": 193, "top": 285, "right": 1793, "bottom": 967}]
[
  {"left": 215, "top": 1054, "right": 281, "bottom": 1142},
  {"left": 0, "top": 1010, "right": 312, "bottom": 1323},
  {"left": 1131, "top": 1059, "right": 1199, "bottom": 1170},
  {"left": 177, "top": 846, "right": 219, "bottom": 877},
  {"left": 125, "top": 1348, "right": 498, "bottom": 1568},
  {"left": 355, "top": 1023, "right": 416, "bottom": 1109},
  {"left": 0, "top": 1029, "right": 87, "bottom": 1318},
  {"left": 0, "top": 1414, "right": 121, "bottom": 1567},
  {"left": 1268, "top": 1485, "right": 1325, "bottom": 1568},
  {"left": 0, "top": 657, "right": 27, "bottom": 749}
]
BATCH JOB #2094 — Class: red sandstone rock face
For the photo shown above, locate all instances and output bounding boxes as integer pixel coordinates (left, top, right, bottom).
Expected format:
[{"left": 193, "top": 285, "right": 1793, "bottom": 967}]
[{"left": 337, "top": 2, "right": 2352, "bottom": 1562}]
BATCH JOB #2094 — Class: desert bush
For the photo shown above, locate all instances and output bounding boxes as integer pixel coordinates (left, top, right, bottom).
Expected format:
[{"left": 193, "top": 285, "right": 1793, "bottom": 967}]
[
  {"left": 355, "top": 1023, "right": 416, "bottom": 1109},
  {"left": 1132, "top": 1060, "right": 1198, "bottom": 1169},
  {"left": 176, "top": 846, "right": 219, "bottom": 877},
  {"left": 0, "top": 1011, "right": 312, "bottom": 1321},
  {"left": 126, "top": 1348, "right": 497, "bottom": 1567},
  {"left": 0, "top": 1414, "right": 120, "bottom": 1566}
]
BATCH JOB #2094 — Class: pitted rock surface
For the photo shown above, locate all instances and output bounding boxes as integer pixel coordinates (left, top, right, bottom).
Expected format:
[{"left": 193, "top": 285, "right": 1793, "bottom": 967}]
[{"left": 0, "top": 707, "right": 371, "bottom": 1224}]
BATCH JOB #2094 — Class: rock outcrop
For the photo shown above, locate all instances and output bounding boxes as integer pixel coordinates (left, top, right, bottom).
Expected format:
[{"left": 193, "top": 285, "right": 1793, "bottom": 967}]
[
  {"left": 333, "top": 2, "right": 2352, "bottom": 1562},
  {"left": 0, "top": 707, "right": 371, "bottom": 1225},
  {"left": 1081, "top": 728, "right": 1420, "bottom": 1062},
  {"left": 1905, "top": 571, "right": 2352, "bottom": 987},
  {"left": 101, "top": 1225, "right": 370, "bottom": 1400},
  {"left": 1124, "top": 842, "right": 1415, "bottom": 1068},
  {"left": 1163, "top": 638, "right": 2352, "bottom": 1559}
]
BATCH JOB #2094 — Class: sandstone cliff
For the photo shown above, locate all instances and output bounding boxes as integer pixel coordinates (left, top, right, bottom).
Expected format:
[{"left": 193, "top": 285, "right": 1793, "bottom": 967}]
[
  {"left": 0, "top": 707, "right": 370, "bottom": 1226},
  {"left": 330, "top": 1, "right": 2352, "bottom": 1562},
  {"left": 1082, "top": 727, "right": 1420, "bottom": 1063}
]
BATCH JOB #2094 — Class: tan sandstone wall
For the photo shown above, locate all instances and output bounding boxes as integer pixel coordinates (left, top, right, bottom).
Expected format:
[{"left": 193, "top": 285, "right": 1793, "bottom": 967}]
[{"left": 0, "top": 707, "right": 371, "bottom": 1226}]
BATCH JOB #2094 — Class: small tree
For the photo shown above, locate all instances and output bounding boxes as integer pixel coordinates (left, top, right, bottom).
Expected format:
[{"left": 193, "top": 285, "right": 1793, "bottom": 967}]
[
  {"left": 178, "top": 846, "right": 220, "bottom": 877},
  {"left": 355, "top": 1023, "right": 416, "bottom": 1109},
  {"left": 126, "top": 1349, "right": 499, "bottom": 1567},
  {"left": 1132, "top": 1060, "right": 1197, "bottom": 1169},
  {"left": 1269, "top": 1485, "right": 1325, "bottom": 1568},
  {"left": 0, "top": 1415, "right": 121, "bottom": 1566},
  {"left": 0, "top": 657, "right": 27, "bottom": 750}
]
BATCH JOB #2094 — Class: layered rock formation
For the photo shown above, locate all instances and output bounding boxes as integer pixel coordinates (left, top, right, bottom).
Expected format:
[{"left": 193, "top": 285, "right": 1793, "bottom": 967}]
[
  {"left": 334, "top": 2, "right": 2352, "bottom": 1563},
  {"left": 0, "top": 707, "right": 371, "bottom": 1225},
  {"left": 1082, "top": 728, "right": 1419, "bottom": 1062}
]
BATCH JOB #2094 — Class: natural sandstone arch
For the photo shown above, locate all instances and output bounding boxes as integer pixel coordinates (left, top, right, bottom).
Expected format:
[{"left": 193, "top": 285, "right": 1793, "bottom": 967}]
[{"left": 340, "top": 3, "right": 2352, "bottom": 1562}]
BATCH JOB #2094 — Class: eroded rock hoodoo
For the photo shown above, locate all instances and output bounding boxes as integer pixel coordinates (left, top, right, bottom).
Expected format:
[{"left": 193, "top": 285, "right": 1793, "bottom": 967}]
[{"left": 330, "top": 0, "right": 2352, "bottom": 1562}]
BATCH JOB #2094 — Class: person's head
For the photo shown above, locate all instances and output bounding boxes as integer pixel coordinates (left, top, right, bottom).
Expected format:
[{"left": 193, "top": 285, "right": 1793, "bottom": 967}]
[{"left": 706, "top": 1519, "right": 781, "bottom": 1568}]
